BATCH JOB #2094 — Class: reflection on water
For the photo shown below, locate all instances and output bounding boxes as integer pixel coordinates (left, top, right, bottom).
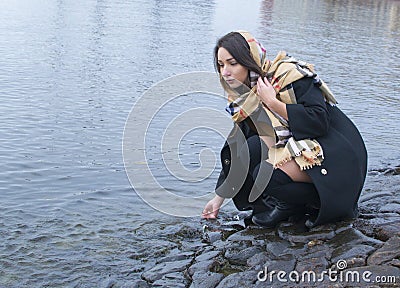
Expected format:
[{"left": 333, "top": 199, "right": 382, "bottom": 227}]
[{"left": 0, "top": 0, "right": 399, "bottom": 286}]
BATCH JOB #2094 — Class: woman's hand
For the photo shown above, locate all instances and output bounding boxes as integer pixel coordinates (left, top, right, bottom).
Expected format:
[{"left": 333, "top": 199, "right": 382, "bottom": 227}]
[
  {"left": 257, "top": 77, "right": 288, "bottom": 120},
  {"left": 257, "top": 76, "right": 277, "bottom": 107},
  {"left": 202, "top": 195, "right": 224, "bottom": 219}
]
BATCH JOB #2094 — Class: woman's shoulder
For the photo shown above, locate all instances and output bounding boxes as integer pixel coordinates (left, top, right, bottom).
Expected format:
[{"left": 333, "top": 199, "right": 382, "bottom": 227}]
[
  {"left": 289, "top": 77, "right": 326, "bottom": 102},
  {"left": 291, "top": 77, "right": 315, "bottom": 94}
]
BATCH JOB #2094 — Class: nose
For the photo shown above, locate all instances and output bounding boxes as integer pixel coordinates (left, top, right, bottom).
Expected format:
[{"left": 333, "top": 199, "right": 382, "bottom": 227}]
[{"left": 222, "top": 66, "right": 230, "bottom": 77}]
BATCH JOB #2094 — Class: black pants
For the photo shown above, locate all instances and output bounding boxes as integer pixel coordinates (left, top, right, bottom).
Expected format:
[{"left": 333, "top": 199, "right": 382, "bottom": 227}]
[{"left": 232, "top": 135, "right": 320, "bottom": 213}]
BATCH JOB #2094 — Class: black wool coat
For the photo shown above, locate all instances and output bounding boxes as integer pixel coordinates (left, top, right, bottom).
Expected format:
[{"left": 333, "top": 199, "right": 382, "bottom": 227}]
[{"left": 215, "top": 77, "right": 368, "bottom": 226}]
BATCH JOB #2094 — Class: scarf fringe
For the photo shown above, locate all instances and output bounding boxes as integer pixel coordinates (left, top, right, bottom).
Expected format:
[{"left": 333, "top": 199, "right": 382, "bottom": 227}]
[{"left": 268, "top": 144, "right": 323, "bottom": 170}]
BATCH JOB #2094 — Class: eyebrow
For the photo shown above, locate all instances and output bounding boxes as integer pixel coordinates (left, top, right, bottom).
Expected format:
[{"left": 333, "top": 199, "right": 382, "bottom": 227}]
[{"left": 218, "top": 57, "right": 235, "bottom": 62}]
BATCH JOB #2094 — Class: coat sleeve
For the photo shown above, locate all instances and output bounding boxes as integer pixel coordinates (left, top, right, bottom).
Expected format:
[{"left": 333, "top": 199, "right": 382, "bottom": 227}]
[
  {"left": 215, "top": 169, "right": 225, "bottom": 191},
  {"left": 286, "top": 77, "right": 330, "bottom": 140}
]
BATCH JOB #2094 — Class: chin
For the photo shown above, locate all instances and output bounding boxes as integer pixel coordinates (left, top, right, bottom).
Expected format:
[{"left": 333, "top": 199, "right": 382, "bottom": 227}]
[
  {"left": 225, "top": 80, "right": 240, "bottom": 89},
  {"left": 228, "top": 83, "right": 240, "bottom": 89}
]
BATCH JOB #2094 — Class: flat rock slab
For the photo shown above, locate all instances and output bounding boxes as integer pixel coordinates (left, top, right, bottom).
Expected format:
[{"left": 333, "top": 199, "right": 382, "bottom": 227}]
[
  {"left": 367, "top": 234, "right": 400, "bottom": 265},
  {"left": 189, "top": 271, "right": 224, "bottom": 288},
  {"left": 141, "top": 259, "right": 192, "bottom": 282},
  {"left": 215, "top": 270, "right": 258, "bottom": 288}
]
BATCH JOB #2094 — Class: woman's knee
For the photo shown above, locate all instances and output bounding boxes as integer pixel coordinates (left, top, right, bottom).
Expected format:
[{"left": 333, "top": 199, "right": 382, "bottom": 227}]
[{"left": 239, "top": 136, "right": 268, "bottom": 171}]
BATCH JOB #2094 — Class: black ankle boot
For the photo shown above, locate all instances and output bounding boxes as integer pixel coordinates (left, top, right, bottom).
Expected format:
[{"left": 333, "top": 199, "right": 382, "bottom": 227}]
[{"left": 252, "top": 199, "right": 305, "bottom": 228}]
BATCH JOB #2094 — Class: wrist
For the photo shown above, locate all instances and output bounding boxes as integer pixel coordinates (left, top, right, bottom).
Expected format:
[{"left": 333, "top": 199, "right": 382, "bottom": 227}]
[
  {"left": 267, "top": 98, "right": 282, "bottom": 111},
  {"left": 215, "top": 195, "right": 225, "bottom": 204}
]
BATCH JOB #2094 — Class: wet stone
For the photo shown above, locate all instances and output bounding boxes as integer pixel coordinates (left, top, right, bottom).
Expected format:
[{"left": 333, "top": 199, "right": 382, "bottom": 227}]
[
  {"left": 287, "top": 229, "right": 335, "bottom": 244},
  {"left": 366, "top": 214, "right": 400, "bottom": 224},
  {"left": 359, "top": 192, "right": 393, "bottom": 203},
  {"left": 203, "top": 231, "right": 223, "bottom": 244},
  {"left": 187, "top": 259, "right": 216, "bottom": 277},
  {"left": 225, "top": 226, "right": 277, "bottom": 247},
  {"left": 390, "top": 259, "right": 400, "bottom": 268},
  {"left": 265, "top": 239, "right": 291, "bottom": 257},
  {"left": 331, "top": 244, "right": 376, "bottom": 264},
  {"left": 262, "top": 254, "right": 296, "bottom": 274},
  {"left": 224, "top": 246, "right": 263, "bottom": 266},
  {"left": 189, "top": 271, "right": 224, "bottom": 288},
  {"left": 247, "top": 225, "right": 277, "bottom": 236},
  {"left": 383, "top": 167, "right": 400, "bottom": 175},
  {"left": 309, "top": 222, "right": 337, "bottom": 232},
  {"left": 215, "top": 270, "right": 258, "bottom": 288},
  {"left": 151, "top": 272, "right": 187, "bottom": 287},
  {"left": 277, "top": 221, "right": 309, "bottom": 242},
  {"left": 327, "top": 228, "right": 383, "bottom": 249},
  {"left": 225, "top": 229, "right": 261, "bottom": 242},
  {"left": 103, "top": 277, "right": 117, "bottom": 288},
  {"left": 302, "top": 244, "right": 333, "bottom": 260},
  {"left": 210, "top": 239, "right": 226, "bottom": 251},
  {"left": 279, "top": 242, "right": 308, "bottom": 258},
  {"left": 194, "top": 250, "right": 220, "bottom": 262},
  {"left": 156, "top": 250, "right": 194, "bottom": 264},
  {"left": 333, "top": 221, "right": 354, "bottom": 234},
  {"left": 129, "top": 280, "right": 149, "bottom": 288},
  {"left": 141, "top": 258, "right": 192, "bottom": 283},
  {"left": 353, "top": 218, "right": 376, "bottom": 238},
  {"left": 367, "top": 234, "right": 400, "bottom": 266},
  {"left": 379, "top": 203, "right": 400, "bottom": 213},
  {"left": 246, "top": 251, "right": 271, "bottom": 268},
  {"left": 357, "top": 218, "right": 400, "bottom": 241},
  {"left": 296, "top": 257, "right": 329, "bottom": 274}
]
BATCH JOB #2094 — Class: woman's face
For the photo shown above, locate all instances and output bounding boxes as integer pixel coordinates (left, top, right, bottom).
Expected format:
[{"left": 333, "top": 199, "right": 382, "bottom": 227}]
[{"left": 217, "top": 47, "right": 249, "bottom": 89}]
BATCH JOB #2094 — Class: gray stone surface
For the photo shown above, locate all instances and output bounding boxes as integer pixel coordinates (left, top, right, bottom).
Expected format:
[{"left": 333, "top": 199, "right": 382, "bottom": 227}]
[
  {"left": 141, "top": 259, "right": 192, "bottom": 282},
  {"left": 215, "top": 271, "right": 258, "bottom": 288},
  {"left": 138, "top": 171, "right": 400, "bottom": 287},
  {"left": 189, "top": 271, "right": 224, "bottom": 288},
  {"left": 367, "top": 234, "right": 400, "bottom": 265},
  {"left": 187, "top": 259, "right": 216, "bottom": 276},
  {"left": 224, "top": 246, "right": 263, "bottom": 266},
  {"left": 151, "top": 272, "right": 187, "bottom": 287}
]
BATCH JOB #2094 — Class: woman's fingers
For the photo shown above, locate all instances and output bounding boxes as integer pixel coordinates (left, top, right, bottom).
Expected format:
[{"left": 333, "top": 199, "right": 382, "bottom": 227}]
[
  {"left": 257, "top": 76, "right": 265, "bottom": 86},
  {"left": 201, "top": 210, "right": 217, "bottom": 219},
  {"left": 258, "top": 77, "right": 272, "bottom": 89}
]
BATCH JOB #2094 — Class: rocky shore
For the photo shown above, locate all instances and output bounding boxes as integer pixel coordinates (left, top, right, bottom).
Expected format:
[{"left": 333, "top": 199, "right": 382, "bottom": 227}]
[{"left": 131, "top": 169, "right": 400, "bottom": 288}]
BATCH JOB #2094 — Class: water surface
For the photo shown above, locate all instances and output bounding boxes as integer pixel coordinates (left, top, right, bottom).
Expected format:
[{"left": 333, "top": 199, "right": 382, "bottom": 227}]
[{"left": 0, "top": 0, "right": 399, "bottom": 286}]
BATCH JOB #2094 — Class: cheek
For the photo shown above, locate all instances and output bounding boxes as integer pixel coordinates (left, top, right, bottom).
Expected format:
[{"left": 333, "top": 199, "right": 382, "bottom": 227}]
[{"left": 237, "top": 67, "right": 249, "bottom": 83}]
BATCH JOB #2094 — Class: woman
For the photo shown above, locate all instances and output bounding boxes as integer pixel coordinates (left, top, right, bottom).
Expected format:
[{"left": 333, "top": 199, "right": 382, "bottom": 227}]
[{"left": 202, "top": 31, "right": 367, "bottom": 228}]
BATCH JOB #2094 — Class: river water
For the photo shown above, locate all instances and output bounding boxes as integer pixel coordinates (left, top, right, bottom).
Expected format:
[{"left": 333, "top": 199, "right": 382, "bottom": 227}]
[{"left": 1, "top": 0, "right": 399, "bottom": 286}]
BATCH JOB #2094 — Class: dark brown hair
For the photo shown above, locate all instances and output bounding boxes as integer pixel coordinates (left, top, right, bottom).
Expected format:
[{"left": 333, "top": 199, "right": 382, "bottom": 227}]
[{"left": 214, "top": 32, "right": 263, "bottom": 89}]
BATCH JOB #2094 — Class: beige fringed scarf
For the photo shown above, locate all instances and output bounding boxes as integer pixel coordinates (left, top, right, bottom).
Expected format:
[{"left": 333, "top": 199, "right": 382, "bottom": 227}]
[{"left": 224, "top": 31, "right": 337, "bottom": 170}]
